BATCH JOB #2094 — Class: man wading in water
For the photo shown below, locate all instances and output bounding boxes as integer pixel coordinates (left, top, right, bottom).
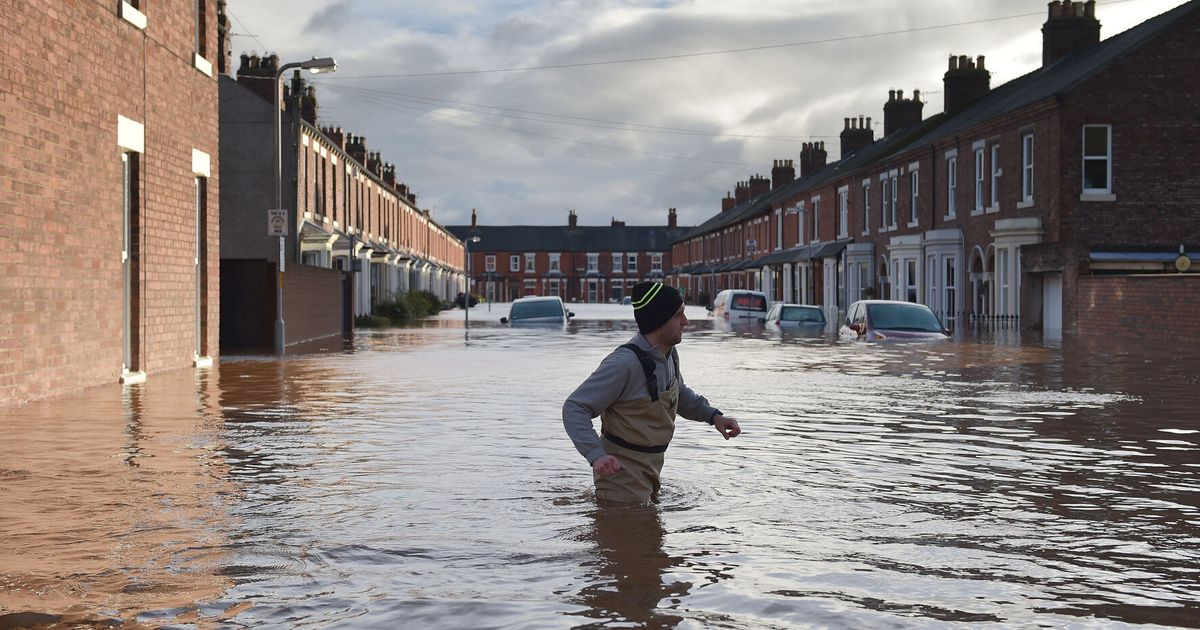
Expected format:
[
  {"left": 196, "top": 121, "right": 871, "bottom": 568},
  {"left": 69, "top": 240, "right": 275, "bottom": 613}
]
[{"left": 563, "top": 281, "right": 741, "bottom": 503}]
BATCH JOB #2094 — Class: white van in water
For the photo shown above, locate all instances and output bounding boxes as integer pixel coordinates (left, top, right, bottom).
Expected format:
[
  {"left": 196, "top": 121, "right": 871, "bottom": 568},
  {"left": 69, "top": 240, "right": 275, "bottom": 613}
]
[{"left": 707, "top": 289, "right": 769, "bottom": 323}]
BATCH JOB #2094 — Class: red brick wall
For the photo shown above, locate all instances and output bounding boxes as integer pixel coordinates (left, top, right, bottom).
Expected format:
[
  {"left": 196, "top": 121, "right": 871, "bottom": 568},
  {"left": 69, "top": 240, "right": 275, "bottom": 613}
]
[
  {"left": 1076, "top": 275, "right": 1200, "bottom": 341},
  {"left": 0, "top": 2, "right": 219, "bottom": 406},
  {"left": 282, "top": 265, "right": 346, "bottom": 345}
]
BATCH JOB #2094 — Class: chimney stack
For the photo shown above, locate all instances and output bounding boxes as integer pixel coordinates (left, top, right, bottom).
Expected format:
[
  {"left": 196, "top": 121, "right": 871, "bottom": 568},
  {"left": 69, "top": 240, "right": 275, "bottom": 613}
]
[
  {"left": 611, "top": 217, "right": 626, "bottom": 227},
  {"left": 722, "top": 191, "right": 736, "bottom": 212},
  {"left": 471, "top": 208, "right": 477, "bottom": 228},
  {"left": 668, "top": 207, "right": 678, "bottom": 229},
  {"left": 840, "top": 115, "right": 875, "bottom": 157},
  {"left": 943, "top": 55, "right": 991, "bottom": 116},
  {"left": 235, "top": 52, "right": 280, "bottom": 104},
  {"left": 347, "top": 134, "right": 367, "bottom": 167},
  {"left": 799, "top": 142, "right": 828, "bottom": 177},
  {"left": 884, "top": 88, "right": 925, "bottom": 136},
  {"left": 1042, "top": 1, "right": 1101, "bottom": 67},
  {"left": 748, "top": 174, "right": 770, "bottom": 200},
  {"left": 568, "top": 209, "right": 578, "bottom": 227},
  {"left": 734, "top": 181, "right": 751, "bottom": 205},
  {"left": 771, "top": 159, "right": 796, "bottom": 190}
]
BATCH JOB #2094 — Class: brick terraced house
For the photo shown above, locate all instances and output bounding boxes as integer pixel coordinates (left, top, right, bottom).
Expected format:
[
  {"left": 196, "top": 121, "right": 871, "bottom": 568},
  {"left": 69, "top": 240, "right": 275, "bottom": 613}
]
[
  {"left": 1, "top": 1, "right": 223, "bottom": 405},
  {"left": 448, "top": 209, "right": 685, "bottom": 303},
  {"left": 220, "top": 52, "right": 465, "bottom": 351},
  {"left": 668, "top": 1, "right": 1200, "bottom": 339}
]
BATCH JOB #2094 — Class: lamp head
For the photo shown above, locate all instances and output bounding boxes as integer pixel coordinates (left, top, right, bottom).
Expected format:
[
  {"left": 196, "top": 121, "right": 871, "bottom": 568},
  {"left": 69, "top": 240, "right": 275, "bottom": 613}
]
[
  {"left": 469, "top": 236, "right": 482, "bottom": 243},
  {"left": 303, "top": 56, "right": 338, "bottom": 74}
]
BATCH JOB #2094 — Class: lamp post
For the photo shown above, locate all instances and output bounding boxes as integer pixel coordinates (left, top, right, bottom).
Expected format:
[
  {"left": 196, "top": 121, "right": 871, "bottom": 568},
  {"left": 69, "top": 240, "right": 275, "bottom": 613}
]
[
  {"left": 274, "top": 55, "right": 337, "bottom": 355},
  {"left": 464, "top": 236, "right": 481, "bottom": 336}
]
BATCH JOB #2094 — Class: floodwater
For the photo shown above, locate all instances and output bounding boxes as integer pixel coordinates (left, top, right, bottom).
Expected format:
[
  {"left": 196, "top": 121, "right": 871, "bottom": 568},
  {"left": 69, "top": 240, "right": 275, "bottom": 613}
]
[{"left": 2, "top": 304, "right": 1198, "bottom": 628}]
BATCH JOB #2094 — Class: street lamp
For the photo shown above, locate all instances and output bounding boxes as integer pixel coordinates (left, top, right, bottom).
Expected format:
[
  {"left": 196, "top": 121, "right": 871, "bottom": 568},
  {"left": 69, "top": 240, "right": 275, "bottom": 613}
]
[
  {"left": 464, "top": 235, "right": 481, "bottom": 336},
  {"left": 275, "top": 55, "right": 337, "bottom": 355}
]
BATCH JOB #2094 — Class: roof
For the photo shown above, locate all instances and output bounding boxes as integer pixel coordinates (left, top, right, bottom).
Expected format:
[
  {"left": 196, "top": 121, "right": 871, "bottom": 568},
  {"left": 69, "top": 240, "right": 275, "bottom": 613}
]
[{"left": 446, "top": 224, "right": 684, "bottom": 252}]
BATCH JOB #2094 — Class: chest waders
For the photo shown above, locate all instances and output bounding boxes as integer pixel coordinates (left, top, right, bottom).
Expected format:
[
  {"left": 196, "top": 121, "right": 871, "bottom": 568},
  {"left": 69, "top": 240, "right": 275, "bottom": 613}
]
[{"left": 595, "top": 344, "right": 680, "bottom": 504}]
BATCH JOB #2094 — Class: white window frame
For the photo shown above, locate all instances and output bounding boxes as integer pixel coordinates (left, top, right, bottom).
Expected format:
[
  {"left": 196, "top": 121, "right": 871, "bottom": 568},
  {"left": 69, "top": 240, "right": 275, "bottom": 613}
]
[
  {"left": 485, "top": 255, "right": 496, "bottom": 272},
  {"left": 861, "top": 180, "right": 871, "bottom": 236},
  {"left": 549, "top": 253, "right": 561, "bottom": 272},
  {"left": 775, "top": 208, "right": 783, "bottom": 250},
  {"left": 1020, "top": 133, "right": 1034, "bottom": 205},
  {"left": 612, "top": 252, "right": 623, "bottom": 273},
  {"left": 524, "top": 252, "right": 535, "bottom": 273},
  {"left": 627, "top": 253, "right": 637, "bottom": 272},
  {"left": 810, "top": 196, "right": 821, "bottom": 243},
  {"left": 989, "top": 144, "right": 1001, "bottom": 211},
  {"left": 651, "top": 253, "right": 663, "bottom": 272},
  {"left": 837, "top": 186, "right": 849, "bottom": 239},
  {"left": 973, "top": 144, "right": 985, "bottom": 215},
  {"left": 1082, "top": 124, "right": 1113, "bottom": 199},
  {"left": 587, "top": 253, "right": 599, "bottom": 273},
  {"left": 946, "top": 153, "right": 958, "bottom": 219},
  {"left": 509, "top": 254, "right": 520, "bottom": 272},
  {"left": 889, "top": 172, "right": 899, "bottom": 229},
  {"left": 908, "top": 164, "right": 920, "bottom": 228},
  {"left": 880, "top": 174, "right": 890, "bottom": 231}
]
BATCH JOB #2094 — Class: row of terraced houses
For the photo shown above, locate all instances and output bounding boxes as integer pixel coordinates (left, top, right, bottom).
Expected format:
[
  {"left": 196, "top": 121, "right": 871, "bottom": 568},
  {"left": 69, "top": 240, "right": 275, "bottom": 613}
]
[
  {"left": 664, "top": 0, "right": 1200, "bottom": 337},
  {"left": 2, "top": 1, "right": 467, "bottom": 406}
]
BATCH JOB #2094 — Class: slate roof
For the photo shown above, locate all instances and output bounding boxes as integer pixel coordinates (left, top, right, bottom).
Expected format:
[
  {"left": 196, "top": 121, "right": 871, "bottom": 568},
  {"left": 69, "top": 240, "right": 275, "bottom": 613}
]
[{"left": 446, "top": 224, "right": 685, "bottom": 252}]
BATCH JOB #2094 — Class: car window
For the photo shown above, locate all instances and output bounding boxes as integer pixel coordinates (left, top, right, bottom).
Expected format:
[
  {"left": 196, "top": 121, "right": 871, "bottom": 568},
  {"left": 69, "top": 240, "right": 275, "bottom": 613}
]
[
  {"left": 866, "top": 303, "right": 942, "bottom": 332},
  {"left": 782, "top": 306, "right": 825, "bottom": 323},
  {"left": 851, "top": 303, "right": 866, "bottom": 325},
  {"left": 732, "top": 294, "right": 768, "bottom": 312},
  {"left": 510, "top": 300, "right": 564, "bottom": 320}
]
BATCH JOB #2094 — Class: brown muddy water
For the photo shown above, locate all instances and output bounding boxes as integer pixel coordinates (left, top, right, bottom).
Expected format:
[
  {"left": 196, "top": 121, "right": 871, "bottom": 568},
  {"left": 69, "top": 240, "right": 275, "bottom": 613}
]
[{"left": 2, "top": 304, "right": 1198, "bottom": 628}]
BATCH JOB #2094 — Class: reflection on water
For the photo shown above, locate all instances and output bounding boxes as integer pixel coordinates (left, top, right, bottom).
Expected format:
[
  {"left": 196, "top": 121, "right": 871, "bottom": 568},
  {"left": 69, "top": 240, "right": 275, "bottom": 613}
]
[{"left": 2, "top": 310, "right": 1198, "bottom": 627}]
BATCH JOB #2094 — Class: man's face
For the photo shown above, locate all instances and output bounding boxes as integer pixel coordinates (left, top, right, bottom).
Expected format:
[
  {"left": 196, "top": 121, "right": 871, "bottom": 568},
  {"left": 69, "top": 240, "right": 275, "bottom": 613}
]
[{"left": 658, "top": 304, "right": 688, "bottom": 345}]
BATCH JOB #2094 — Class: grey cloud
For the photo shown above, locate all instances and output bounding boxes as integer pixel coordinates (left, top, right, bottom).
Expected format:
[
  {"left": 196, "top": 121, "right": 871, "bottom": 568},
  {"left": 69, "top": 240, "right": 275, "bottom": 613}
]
[{"left": 302, "top": 0, "right": 355, "bottom": 35}]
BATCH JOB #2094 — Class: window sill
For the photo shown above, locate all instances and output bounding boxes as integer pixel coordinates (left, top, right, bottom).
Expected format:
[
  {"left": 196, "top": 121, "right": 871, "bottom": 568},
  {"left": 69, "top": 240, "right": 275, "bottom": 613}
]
[
  {"left": 985, "top": 204, "right": 1000, "bottom": 214},
  {"left": 194, "top": 355, "right": 214, "bottom": 368},
  {"left": 1016, "top": 198, "right": 1034, "bottom": 209},
  {"left": 194, "top": 54, "right": 213, "bottom": 77},
  {"left": 971, "top": 209, "right": 984, "bottom": 217},
  {"left": 943, "top": 214, "right": 957, "bottom": 222},
  {"left": 906, "top": 220, "right": 919, "bottom": 229},
  {"left": 120, "top": 2, "right": 147, "bottom": 30},
  {"left": 1080, "top": 192, "right": 1116, "bottom": 202},
  {"left": 120, "top": 370, "right": 147, "bottom": 385}
]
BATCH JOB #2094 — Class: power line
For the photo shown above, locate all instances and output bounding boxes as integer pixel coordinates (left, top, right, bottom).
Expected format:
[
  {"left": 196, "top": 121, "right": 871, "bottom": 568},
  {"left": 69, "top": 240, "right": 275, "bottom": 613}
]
[
  {"left": 317, "top": 82, "right": 765, "bottom": 167},
  {"left": 313, "top": 81, "right": 836, "bottom": 142},
  {"left": 226, "top": 7, "right": 270, "bottom": 54}
]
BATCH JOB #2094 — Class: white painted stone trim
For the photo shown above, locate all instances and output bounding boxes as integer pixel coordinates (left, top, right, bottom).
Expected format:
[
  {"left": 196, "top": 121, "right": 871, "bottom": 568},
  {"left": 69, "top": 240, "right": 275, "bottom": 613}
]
[
  {"left": 1080, "top": 193, "right": 1117, "bottom": 202},
  {"left": 193, "top": 54, "right": 213, "bottom": 77},
  {"left": 120, "top": 370, "right": 147, "bottom": 385},
  {"left": 117, "top": 115, "right": 144, "bottom": 153},
  {"left": 120, "top": 2, "right": 146, "bottom": 29},
  {"left": 193, "top": 355, "right": 213, "bottom": 368},
  {"left": 191, "top": 148, "right": 210, "bottom": 177}
]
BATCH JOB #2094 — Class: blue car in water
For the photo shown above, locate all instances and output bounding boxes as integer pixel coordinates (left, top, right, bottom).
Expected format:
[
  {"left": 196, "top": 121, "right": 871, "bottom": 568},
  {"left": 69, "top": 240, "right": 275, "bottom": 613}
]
[{"left": 500, "top": 296, "right": 575, "bottom": 325}]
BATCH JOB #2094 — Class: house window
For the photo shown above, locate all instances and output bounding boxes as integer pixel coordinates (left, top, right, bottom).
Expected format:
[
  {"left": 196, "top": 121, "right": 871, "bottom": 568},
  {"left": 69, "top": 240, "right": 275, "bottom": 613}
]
[
  {"left": 627, "top": 253, "right": 637, "bottom": 272},
  {"left": 1083, "top": 125, "right": 1112, "bottom": 193},
  {"left": 587, "top": 253, "right": 599, "bottom": 273},
  {"left": 880, "top": 177, "right": 889, "bottom": 229},
  {"left": 943, "top": 256, "right": 958, "bottom": 330},
  {"left": 122, "top": 152, "right": 140, "bottom": 373},
  {"left": 194, "top": 0, "right": 206, "bottom": 57},
  {"left": 973, "top": 147, "right": 985, "bottom": 213},
  {"left": 612, "top": 252, "right": 623, "bottom": 273},
  {"left": 1022, "top": 134, "right": 1034, "bottom": 201},
  {"left": 909, "top": 170, "right": 919, "bottom": 226},
  {"left": 889, "top": 174, "right": 898, "bottom": 229},
  {"left": 485, "top": 255, "right": 496, "bottom": 272},
  {"left": 524, "top": 253, "right": 535, "bottom": 273},
  {"left": 946, "top": 156, "right": 957, "bottom": 218},
  {"left": 510, "top": 255, "right": 520, "bottom": 272},
  {"left": 775, "top": 209, "right": 783, "bottom": 250},
  {"left": 549, "top": 253, "right": 561, "bottom": 271},
  {"left": 811, "top": 197, "right": 820, "bottom": 242},
  {"left": 862, "top": 182, "right": 871, "bottom": 235},
  {"left": 906, "top": 259, "right": 918, "bottom": 303},
  {"left": 651, "top": 253, "right": 663, "bottom": 271},
  {"left": 998, "top": 248, "right": 1011, "bottom": 315},
  {"left": 194, "top": 177, "right": 207, "bottom": 358},
  {"left": 837, "top": 188, "right": 849, "bottom": 238},
  {"left": 523, "top": 279, "right": 536, "bottom": 296},
  {"left": 990, "top": 144, "right": 1001, "bottom": 208}
]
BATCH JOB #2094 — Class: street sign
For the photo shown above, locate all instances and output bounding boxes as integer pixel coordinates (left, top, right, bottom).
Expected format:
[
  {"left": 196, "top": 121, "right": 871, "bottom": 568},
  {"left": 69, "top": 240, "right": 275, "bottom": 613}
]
[
  {"left": 746, "top": 238, "right": 757, "bottom": 253},
  {"left": 268, "top": 209, "right": 288, "bottom": 236}
]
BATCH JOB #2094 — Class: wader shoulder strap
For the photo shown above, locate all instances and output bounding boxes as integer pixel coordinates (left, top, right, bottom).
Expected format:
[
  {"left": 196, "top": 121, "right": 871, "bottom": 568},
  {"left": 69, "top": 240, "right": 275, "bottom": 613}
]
[{"left": 619, "top": 343, "right": 660, "bottom": 402}]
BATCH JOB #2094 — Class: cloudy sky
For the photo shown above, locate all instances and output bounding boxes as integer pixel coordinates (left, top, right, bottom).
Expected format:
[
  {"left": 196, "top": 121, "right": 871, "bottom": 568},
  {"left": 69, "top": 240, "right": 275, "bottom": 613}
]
[{"left": 226, "top": 0, "right": 1187, "bottom": 228}]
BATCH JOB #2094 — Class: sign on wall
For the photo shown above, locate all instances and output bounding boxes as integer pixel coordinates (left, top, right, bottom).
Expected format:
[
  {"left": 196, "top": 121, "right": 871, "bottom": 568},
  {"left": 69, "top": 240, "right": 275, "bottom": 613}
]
[{"left": 268, "top": 209, "right": 288, "bottom": 236}]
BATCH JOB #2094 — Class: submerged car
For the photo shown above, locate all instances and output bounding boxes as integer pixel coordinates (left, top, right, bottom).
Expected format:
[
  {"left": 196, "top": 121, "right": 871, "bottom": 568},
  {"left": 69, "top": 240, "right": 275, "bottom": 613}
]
[
  {"left": 840, "top": 300, "right": 949, "bottom": 341},
  {"left": 707, "top": 289, "right": 769, "bottom": 323},
  {"left": 500, "top": 296, "right": 574, "bottom": 325},
  {"left": 761, "top": 303, "right": 827, "bottom": 335}
]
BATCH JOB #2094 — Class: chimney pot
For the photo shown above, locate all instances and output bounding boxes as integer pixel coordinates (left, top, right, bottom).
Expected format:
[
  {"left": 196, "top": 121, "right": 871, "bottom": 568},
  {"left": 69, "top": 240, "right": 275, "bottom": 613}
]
[{"left": 949, "top": 55, "right": 958, "bottom": 71}]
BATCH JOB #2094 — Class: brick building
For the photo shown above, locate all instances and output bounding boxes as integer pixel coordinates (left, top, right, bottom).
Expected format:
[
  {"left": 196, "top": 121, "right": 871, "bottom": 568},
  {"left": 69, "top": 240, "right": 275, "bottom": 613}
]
[
  {"left": 220, "top": 50, "right": 465, "bottom": 351},
  {"left": 669, "top": 0, "right": 1200, "bottom": 338},
  {"left": 448, "top": 209, "right": 685, "bottom": 303},
  {"left": 1, "top": 1, "right": 222, "bottom": 406}
]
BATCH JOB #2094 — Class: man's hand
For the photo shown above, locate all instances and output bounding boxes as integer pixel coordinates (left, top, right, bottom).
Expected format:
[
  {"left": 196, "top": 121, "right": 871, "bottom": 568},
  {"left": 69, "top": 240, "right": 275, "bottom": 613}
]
[
  {"left": 593, "top": 454, "right": 625, "bottom": 477},
  {"left": 714, "top": 415, "right": 741, "bottom": 440}
]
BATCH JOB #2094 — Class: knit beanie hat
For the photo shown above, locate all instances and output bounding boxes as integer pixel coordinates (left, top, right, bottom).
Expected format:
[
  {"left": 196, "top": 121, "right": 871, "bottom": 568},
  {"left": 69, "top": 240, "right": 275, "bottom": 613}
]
[{"left": 631, "top": 281, "right": 683, "bottom": 335}]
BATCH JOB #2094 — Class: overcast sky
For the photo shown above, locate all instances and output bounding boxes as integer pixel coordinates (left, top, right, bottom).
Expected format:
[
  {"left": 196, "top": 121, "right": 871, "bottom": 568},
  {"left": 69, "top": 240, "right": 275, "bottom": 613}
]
[{"left": 226, "top": 0, "right": 1187, "bottom": 228}]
